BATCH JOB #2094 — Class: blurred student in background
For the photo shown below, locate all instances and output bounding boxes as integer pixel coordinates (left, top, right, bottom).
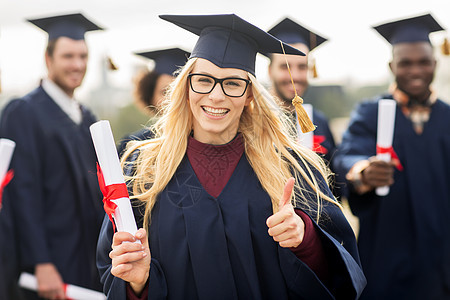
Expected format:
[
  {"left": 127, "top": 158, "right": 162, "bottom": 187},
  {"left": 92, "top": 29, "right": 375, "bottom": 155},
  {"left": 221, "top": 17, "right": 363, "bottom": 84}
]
[
  {"left": 0, "top": 13, "right": 105, "bottom": 299},
  {"left": 334, "top": 13, "right": 450, "bottom": 299},
  {"left": 117, "top": 48, "right": 190, "bottom": 155},
  {"left": 266, "top": 17, "right": 344, "bottom": 199}
]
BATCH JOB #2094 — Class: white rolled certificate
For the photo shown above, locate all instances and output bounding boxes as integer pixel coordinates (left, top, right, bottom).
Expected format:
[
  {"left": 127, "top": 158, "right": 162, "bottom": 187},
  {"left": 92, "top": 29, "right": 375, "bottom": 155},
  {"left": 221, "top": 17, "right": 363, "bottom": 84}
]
[
  {"left": 376, "top": 99, "right": 397, "bottom": 196},
  {"left": 90, "top": 120, "right": 138, "bottom": 235},
  {"left": 18, "top": 272, "right": 106, "bottom": 300},
  {"left": 297, "top": 103, "right": 314, "bottom": 149},
  {"left": 0, "top": 138, "right": 15, "bottom": 182}
]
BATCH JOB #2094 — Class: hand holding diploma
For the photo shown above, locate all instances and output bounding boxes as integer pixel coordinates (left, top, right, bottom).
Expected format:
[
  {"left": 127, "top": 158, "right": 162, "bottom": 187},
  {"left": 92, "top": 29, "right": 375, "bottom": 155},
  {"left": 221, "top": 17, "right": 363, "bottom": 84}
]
[
  {"left": 110, "top": 228, "right": 151, "bottom": 295},
  {"left": 266, "top": 178, "right": 305, "bottom": 248},
  {"left": 90, "top": 120, "right": 138, "bottom": 235},
  {"left": 376, "top": 99, "right": 399, "bottom": 196},
  {"left": 19, "top": 272, "right": 106, "bottom": 300}
]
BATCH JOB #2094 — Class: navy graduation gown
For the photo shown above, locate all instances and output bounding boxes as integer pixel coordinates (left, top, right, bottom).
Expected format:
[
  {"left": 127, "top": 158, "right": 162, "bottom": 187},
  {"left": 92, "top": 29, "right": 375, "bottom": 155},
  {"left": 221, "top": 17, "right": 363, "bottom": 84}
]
[
  {"left": 311, "top": 109, "right": 336, "bottom": 166},
  {"left": 310, "top": 110, "right": 344, "bottom": 199},
  {"left": 117, "top": 128, "right": 153, "bottom": 157},
  {"left": 97, "top": 153, "right": 366, "bottom": 299},
  {"left": 334, "top": 95, "right": 450, "bottom": 299},
  {"left": 0, "top": 87, "right": 104, "bottom": 295}
]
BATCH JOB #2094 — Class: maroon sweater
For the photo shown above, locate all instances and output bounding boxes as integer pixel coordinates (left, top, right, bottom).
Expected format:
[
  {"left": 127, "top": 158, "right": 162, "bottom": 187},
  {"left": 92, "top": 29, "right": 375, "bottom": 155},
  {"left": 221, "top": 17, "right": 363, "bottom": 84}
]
[{"left": 127, "top": 135, "right": 328, "bottom": 299}]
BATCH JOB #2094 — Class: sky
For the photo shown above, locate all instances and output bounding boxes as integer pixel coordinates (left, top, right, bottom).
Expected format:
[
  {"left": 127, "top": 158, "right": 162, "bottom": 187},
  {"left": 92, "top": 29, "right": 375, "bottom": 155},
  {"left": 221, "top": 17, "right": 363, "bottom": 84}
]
[{"left": 0, "top": 0, "right": 449, "bottom": 102}]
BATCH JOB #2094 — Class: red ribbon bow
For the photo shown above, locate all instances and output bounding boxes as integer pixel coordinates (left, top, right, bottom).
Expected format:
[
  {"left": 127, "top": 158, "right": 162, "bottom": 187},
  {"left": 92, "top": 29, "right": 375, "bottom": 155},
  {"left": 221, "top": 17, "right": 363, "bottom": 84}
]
[
  {"left": 376, "top": 145, "right": 404, "bottom": 171},
  {"left": 0, "top": 170, "right": 14, "bottom": 209},
  {"left": 96, "top": 163, "right": 129, "bottom": 232},
  {"left": 313, "top": 135, "right": 328, "bottom": 154}
]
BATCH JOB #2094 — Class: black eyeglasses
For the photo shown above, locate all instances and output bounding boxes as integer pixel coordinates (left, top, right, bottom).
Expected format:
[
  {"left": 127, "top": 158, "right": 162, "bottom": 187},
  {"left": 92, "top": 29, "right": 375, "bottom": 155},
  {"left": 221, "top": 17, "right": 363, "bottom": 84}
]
[{"left": 188, "top": 73, "right": 251, "bottom": 98}]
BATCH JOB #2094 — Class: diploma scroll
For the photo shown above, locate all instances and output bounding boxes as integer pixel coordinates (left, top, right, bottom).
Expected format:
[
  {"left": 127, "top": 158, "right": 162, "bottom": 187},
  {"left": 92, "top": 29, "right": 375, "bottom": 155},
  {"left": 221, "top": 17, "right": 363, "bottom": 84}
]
[
  {"left": 19, "top": 272, "right": 106, "bottom": 300},
  {"left": 298, "top": 103, "right": 313, "bottom": 149},
  {"left": 0, "top": 138, "right": 15, "bottom": 181},
  {"left": 376, "top": 99, "right": 397, "bottom": 196},
  {"left": 90, "top": 120, "right": 138, "bottom": 236}
]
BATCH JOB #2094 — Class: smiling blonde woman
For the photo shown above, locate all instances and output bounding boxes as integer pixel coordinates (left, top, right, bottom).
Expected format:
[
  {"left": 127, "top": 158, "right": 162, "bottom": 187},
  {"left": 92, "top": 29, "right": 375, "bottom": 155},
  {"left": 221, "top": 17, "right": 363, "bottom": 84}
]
[{"left": 97, "top": 14, "right": 366, "bottom": 300}]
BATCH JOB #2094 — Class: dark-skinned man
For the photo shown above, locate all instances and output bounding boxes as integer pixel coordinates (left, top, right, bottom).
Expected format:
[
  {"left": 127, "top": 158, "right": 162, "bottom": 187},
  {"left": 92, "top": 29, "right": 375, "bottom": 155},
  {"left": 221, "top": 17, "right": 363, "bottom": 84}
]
[{"left": 334, "top": 13, "right": 450, "bottom": 299}]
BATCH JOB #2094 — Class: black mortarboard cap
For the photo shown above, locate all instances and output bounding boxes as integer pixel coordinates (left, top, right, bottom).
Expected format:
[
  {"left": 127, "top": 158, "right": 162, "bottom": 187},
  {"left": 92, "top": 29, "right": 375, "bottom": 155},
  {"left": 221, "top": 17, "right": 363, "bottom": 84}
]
[
  {"left": 268, "top": 17, "right": 327, "bottom": 51},
  {"left": 373, "top": 13, "right": 445, "bottom": 45},
  {"left": 27, "top": 13, "right": 103, "bottom": 41},
  {"left": 159, "top": 14, "right": 305, "bottom": 76},
  {"left": 135, "top": 47, "right": 191, "bottom": 75}
]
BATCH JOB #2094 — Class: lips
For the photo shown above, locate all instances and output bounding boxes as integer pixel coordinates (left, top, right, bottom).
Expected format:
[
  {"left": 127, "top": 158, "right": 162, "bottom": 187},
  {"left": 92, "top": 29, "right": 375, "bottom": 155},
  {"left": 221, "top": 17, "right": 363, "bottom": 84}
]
[{"left": 202, "top": 106, "right": 229, "bottom": 117}]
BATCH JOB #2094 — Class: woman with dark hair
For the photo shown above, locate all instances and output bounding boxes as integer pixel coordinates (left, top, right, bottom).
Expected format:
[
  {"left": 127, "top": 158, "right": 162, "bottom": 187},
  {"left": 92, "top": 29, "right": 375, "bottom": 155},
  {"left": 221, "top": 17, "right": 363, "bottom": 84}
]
[{"left": 117, "top": 48, "right": 190, "bottom": 155}]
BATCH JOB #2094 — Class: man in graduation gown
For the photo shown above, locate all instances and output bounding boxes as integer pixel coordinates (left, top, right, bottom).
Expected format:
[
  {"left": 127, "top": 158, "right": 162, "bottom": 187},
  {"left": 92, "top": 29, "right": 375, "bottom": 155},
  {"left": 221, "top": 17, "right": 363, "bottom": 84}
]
[
  {"left": 265, "top": 17, "right": 344, "bottom": 200},
  {"left": 333, "top": 13, "right": 450, "bottom": 299},
  {"left": 0, "top": 13, "right": 105, "bottom": 299}
]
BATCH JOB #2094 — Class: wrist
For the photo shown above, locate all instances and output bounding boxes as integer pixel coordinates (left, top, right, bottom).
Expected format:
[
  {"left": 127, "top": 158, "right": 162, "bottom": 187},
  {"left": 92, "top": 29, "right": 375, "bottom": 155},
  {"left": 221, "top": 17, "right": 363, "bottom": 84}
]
[
  {"left": 129, "top": 272, "right": 149, "bottom": 296},
  {"left": 346, "top": 160, "right": 373, "bottom": 194}
]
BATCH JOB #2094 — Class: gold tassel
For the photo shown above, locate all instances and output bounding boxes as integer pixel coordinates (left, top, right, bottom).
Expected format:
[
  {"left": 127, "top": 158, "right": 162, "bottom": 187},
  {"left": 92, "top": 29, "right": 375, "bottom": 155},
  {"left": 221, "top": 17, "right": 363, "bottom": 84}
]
[
  {"left": 292, "top": 95, "right": 315, "bottom": 133},
  {"left": 280, "top": 41, "right": 315, "bottom": 133},
  {"left": 107, "top": 56, "right": 118, "bottom": 71},
  {"left": 310, "top": 58, "right": 318, "bottom": 78},
  {"left": 441, "top": 38, "right": 450, "bottom": 56}
]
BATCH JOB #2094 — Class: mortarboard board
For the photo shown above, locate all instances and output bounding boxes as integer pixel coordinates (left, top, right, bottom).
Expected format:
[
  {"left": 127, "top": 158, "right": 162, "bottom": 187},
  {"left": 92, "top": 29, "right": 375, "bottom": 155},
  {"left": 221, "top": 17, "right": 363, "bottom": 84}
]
[
  {"left": 159, "top": 14, "right": 305, "bottom": 76},
  {"left": 267, "top": 17, "right": 328, "bottom": 51},
  {"left": 27, "top": 13, "right": 103, "bottom": 41},
  {"left": 373, "top": 13, "right": 445, "bottom": 45},
  {"left": 135, "top": 47, "right": 191, "bottom": 75}
]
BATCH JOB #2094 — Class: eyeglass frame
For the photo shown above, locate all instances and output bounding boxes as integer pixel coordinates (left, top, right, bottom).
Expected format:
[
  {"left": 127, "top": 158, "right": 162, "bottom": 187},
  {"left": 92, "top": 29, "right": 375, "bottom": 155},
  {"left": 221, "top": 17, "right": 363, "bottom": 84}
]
[{"left": 187, "top": 73, "right": 252, "bottom": 98}]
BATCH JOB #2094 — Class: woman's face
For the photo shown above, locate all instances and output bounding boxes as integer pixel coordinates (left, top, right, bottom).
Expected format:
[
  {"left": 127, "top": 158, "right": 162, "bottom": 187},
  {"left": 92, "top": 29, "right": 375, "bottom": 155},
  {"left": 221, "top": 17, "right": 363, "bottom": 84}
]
[
  {"left": 188, "top": 58, "right": 252, "bottom": 145},
  {"left": 153, "top": 74, "right": 174, "bottom": 107}
]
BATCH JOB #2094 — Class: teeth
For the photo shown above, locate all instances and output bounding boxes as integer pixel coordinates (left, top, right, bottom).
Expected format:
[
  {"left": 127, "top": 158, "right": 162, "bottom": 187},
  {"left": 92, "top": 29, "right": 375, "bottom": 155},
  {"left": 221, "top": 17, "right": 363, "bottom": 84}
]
[{"left": 202, "top": 106, "right": 229, "bottom": 116}]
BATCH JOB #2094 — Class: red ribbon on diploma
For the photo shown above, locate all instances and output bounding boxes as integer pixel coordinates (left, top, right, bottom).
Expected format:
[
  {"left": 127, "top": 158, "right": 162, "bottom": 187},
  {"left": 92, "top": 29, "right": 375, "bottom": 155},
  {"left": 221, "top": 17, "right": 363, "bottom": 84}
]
[
  {"left": 0, "top": 170, "right": 14, "bottom": 209},
  {"left": 63, "top": 283, "right": 73, "bottom": 300},
  {"left": 96, "top": 163, "right": 129, "bottom": 232},
  {"left": 376, "top": 145, "right": 404, "bottom": 171},
  {"left": 313, "top": 135, "right": 328, "bottom": 154}
]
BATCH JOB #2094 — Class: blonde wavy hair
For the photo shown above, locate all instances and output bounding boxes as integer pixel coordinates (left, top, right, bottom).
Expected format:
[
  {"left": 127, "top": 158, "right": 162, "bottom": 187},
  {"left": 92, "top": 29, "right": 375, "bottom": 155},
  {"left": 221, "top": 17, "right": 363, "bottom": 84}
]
[{"left": 122, "top": 58, "right": 340, "bottom": 230}]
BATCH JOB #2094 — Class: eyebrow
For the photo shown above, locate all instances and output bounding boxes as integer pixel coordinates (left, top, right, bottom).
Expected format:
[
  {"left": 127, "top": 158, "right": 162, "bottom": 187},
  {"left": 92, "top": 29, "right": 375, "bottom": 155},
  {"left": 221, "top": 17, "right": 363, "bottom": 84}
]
[{"left": 192, "top": 70, "right": 248, "bottom": 80}]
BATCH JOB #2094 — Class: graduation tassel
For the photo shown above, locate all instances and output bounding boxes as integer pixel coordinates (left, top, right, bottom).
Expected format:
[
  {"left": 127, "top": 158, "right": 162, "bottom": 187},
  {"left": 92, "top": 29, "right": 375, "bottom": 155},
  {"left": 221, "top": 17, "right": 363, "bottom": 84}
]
[
  {"left": 441, "top": 37, "right": 450, "bottom": 56},
  {"left": 309, "top": 32, "right": 318, "bottom": 78},
  {"left": 310, "top": 57, "right": 318, "bottom": 78},
  {"left": 107, "top": 56, "right": 118, "bottom": 70},
  {"left": 280, "top": 41, "right": 315, "bottom": 133}
]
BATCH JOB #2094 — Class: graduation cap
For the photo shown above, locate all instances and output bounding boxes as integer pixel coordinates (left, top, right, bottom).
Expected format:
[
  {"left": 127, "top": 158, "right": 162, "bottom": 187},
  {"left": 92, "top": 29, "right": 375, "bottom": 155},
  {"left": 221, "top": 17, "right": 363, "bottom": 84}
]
[
  {"left": 27, "top": 12, "right": 103, "bottom": 41},
  {"left": 160, "top": 14, "right": 314, "bottom": 133},
  {"left": 159, "top": 14, "right": 305, "bottom": 76},
  {"left": 267, "top": 17, "right": 328, "bottom": 78},
  {"left": 373, "top": 13, "right": 445, "bottom": 45},
  {"left": 267, "top": 17, "right": 328, "bottom": 51},
  {"left": 135, "top": 47, "right": 191, "bottom": 75}
]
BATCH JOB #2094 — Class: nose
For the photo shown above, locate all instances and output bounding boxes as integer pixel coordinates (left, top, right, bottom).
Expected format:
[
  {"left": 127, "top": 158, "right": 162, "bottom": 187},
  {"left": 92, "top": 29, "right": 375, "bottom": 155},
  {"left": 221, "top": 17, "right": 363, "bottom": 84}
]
[
  {"left": 290, "top": 66, "right": 306, "bottom": 81},
  {"left": 72, "top": 56, "right": 87, "bottom": 71},
  {"left": 208, "top": 81, "right": 226, "bottom": 101}
]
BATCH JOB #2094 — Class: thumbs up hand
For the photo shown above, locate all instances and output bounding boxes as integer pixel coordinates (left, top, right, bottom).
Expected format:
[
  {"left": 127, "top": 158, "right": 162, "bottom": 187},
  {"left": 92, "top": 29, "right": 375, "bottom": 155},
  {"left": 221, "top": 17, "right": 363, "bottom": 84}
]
[{"left": 266, "top": 177, "right": 305, "bottom": 248}]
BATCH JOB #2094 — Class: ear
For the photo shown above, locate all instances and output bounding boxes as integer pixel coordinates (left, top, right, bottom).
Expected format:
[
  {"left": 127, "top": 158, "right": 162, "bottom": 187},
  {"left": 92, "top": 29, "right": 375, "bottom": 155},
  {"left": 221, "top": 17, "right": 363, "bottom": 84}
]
[
  {"left": 244, "top": 86, "right": 254, "bottom": 106},
  {"left": 45, "top": 51, "right": 52, "bottom": 70},
  {"left": 388, "top": 61, "right": 394, "bottom": 73},
  {"left": 268, "top": 63, "right": 273, "bottom": 78}
]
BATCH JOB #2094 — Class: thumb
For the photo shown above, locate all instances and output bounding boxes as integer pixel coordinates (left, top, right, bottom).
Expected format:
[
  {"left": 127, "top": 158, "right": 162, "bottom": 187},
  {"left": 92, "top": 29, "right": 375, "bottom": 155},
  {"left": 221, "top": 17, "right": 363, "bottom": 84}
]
[
  {"left": 135, "top": 228, "right": 148, "bottom": 246},
  {"left": 279, "top": 177, "right": 295, "bottom": 209}
]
